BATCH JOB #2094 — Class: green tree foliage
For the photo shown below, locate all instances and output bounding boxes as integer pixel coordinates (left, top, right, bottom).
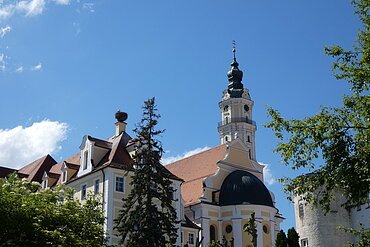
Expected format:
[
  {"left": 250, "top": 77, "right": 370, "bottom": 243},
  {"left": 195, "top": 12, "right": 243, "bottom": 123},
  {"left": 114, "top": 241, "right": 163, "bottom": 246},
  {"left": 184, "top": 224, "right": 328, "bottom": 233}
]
[
  {"left": 287, "top": 227, "right": 300, "bottom": 247},
  {"left": 114, "top": 97, "right": 178, "bottom": 247},
  {"left": 340, "top": 224, "right": 370, "bottom": 247},
  {"left": 275, "top": 230, "right": 287, "bottom": 247},
  {"left": 243, "top": 212, "right": 257, "bottom": 247},
  {"left": 0, "top": 174, "right": 107, "bottom": 246},
  {"left": 208, "top": 237, "right": 233, "bottom": 247},
  {"left": 266, "top": 0, "right": 370, "bottom": 212}
]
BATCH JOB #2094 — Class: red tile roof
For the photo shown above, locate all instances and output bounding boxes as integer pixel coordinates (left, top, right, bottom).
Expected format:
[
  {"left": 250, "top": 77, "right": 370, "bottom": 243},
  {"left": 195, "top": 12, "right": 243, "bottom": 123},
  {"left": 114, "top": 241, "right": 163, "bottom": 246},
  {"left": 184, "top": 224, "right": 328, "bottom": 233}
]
[
  {"left": 50, "top": 153, "right": 80, "bottom": 175},
  {"left": 18, "top": 154, "right": 57, "bottom": 183},
  {"left": 166, "top": 144, "right": 227, "bottom": 205}
]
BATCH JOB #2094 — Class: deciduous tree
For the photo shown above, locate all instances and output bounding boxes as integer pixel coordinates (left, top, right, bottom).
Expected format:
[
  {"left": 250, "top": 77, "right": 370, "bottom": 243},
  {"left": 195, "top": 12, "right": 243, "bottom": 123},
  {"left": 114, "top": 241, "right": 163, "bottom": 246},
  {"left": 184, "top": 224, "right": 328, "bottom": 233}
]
[
  {"left": 0, "top": 174, "right": 107, "bottom": 246},
  {"left": 266, "top": 0, "right": 370, "bottom": 212},
  {"left": 243, "top": 212, "right": 257, "bottom": 247}
]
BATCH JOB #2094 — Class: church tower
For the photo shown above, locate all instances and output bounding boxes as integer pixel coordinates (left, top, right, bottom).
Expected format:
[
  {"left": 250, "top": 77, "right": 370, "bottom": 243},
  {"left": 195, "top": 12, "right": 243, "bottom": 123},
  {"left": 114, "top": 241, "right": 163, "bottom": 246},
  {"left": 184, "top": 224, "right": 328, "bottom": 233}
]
[{"left": 218, "top": 48, "right": 257, "bottom": 160}]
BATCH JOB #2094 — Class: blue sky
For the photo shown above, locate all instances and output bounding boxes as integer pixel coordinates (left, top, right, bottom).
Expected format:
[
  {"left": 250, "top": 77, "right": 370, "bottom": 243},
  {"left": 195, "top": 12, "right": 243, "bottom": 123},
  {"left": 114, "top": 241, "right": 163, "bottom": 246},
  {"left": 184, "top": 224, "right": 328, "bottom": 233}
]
[{"left": 0, "top": 0, "right": 360, "bottom": 231}]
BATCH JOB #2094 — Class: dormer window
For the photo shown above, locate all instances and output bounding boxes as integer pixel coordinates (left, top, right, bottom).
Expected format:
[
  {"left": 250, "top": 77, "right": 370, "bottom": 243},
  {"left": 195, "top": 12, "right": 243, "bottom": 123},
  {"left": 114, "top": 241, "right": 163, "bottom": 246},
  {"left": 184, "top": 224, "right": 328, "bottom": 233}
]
[{"left": 83, "top": 150, "right": 88, "bottom": 170}]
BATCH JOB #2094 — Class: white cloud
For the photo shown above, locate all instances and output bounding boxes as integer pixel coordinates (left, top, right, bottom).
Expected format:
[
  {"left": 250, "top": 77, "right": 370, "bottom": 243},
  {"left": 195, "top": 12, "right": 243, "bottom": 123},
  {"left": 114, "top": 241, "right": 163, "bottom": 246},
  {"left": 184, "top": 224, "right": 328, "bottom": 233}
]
[
  {"left": 0, "top": 53, "right": 5, "bottom": 71},
  {"left": 260, "top": 162, "right": 276, "bottom": 186},
  {"left": 0, "top": 120, "right": 68, "bottom": 169},
  {"left": 53, "top": 0, "right": 70, "bottom": 5},
  {"left": 0, "top": 25, "right": 11, "bottom": 38},
  {"left": 0, "top": 0, "right": 73, "bottom": 20},
  {"left": 82, "top": 3, "right": 94, "bottom": 13},
  {"left": 15, "top": 66, "right": 23, "bottom": 72},
  {"left": 162, "top": 146, "right": 210, "bottom": 165},
  {"left": 0, "top": 4, "right": 15, "bottom": 19},
  {"left": 17, "top": 0, "right": 46, "bottom": 17},
  {"left": 31, "top": 62, "right": 42, "bottom": 71}
]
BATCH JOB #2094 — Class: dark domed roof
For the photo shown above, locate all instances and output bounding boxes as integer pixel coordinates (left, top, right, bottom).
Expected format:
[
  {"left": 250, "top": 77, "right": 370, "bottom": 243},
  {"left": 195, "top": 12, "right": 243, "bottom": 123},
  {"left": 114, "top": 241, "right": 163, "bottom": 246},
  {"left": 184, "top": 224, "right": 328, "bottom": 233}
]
[{"left": 219, "top": 170, "right": 274, "bottom": 207}]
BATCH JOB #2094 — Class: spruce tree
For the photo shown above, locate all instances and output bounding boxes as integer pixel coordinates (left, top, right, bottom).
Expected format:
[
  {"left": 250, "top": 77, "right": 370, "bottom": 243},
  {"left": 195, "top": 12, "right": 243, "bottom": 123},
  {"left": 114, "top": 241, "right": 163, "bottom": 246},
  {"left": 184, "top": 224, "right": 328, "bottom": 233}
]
[
  {"left": 114, "top": 97, "right": 178, "bottom": 247},
  {"left": 275, "top": 230, "right": 287, "bottom": 247},
  {"left": 287, "top": 227, "right": 300, "bottom": 247}
]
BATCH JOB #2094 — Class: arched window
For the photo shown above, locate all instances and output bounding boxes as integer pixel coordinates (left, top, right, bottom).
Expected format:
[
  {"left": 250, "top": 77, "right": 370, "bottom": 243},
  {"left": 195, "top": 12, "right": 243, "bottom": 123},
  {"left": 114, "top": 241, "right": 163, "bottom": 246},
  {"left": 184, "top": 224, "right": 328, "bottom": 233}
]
[{"left": 210, "top": 225, "right": 216, "bottom": 241}]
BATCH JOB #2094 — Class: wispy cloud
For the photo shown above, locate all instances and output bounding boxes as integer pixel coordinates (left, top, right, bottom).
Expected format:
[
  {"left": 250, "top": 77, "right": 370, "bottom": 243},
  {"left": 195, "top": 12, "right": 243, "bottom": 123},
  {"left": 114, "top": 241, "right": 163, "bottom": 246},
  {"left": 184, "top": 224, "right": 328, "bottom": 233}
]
[
  {"left": 31, "top": 62, "right": 42, "bottom": 71},
  {"left": 15, "top": 66, "right": 23, "bottom": 72},
  {"left": 17, "top": 0, "right": 46, "bottom": 17},
  {"left": 72, "top": 21, "right": 80, "bottom": 35},
  {"left": 0, "top": 25, "right": 11, "bottom": 38},
  {"left": 260, "top": 162, "right": 276, "bottom": 186},
  {"left": 0, "top": 0, "right": 74, "bottom": 20},
  {"left": 82, "top": 3, "right": 95, "bottom": 13},
  {"left": 0, "top": 120, "right": 68, "bottom": 168},
  {"left": 53, "top": 0, "right": 71, "bottom": 5},
  {"left": 0, "top": 0, "right": 46, "bottom": 19},
  {"left": 0, "top": 53, "right": 6, "bottom": 71},
  {"left": 162, "top": 146, "right": 211, "bottom": 165}
]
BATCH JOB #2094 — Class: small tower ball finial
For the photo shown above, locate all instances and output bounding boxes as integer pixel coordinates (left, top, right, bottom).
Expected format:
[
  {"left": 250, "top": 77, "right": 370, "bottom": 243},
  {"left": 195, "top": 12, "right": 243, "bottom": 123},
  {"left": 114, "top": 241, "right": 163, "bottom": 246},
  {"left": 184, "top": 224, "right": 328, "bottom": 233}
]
[{"left": 115, "top": 110, "right": 128, "bottom": 122}]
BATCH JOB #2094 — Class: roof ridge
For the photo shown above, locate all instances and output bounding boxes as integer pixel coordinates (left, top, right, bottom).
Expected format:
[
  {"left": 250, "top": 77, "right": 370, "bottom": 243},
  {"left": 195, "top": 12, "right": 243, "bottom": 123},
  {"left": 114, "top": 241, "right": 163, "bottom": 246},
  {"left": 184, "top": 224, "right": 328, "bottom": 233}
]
[
  {"left": 165, "top": 144, "right": 226, "bottom": 167},
  {"left": 182, "top": 173, "right": 216, "bottom": 183}
]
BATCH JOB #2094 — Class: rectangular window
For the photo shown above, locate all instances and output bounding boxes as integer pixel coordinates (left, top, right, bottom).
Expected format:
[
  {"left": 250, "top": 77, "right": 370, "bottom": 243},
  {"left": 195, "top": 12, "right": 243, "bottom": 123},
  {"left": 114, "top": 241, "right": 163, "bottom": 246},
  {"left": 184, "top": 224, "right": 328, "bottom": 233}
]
[
  {"left": 83, "top": 151, "right": 88, "bottom": 170},
  {"left": 62, "top": 170, "right": 67, "bottom": 182},
  {"left": 42, "top": 179, "right": 48, "bottom": 189},
  {"left": 115, "top": 176, "right": 124, "bottom": 193},
  {"left": 169, "top": 190, "right": 174, "bottom": 200},
  {"left": 181, "top": 231, "right": 183, "bottom": 243},
  {"left": 301, "top": 238, "right": 309, "bottom": 247},
  {"left": 298, "top": 200, "right": 304, "bottom": 218},
  {"left": 94, "top": 179, "right": 100, "bottom": 194},
  {"left": 189, "top": 232, "right": 194, "bottom": 245},
  {"left": 81, "top": 184, "right": 87, "bottom": 200}
]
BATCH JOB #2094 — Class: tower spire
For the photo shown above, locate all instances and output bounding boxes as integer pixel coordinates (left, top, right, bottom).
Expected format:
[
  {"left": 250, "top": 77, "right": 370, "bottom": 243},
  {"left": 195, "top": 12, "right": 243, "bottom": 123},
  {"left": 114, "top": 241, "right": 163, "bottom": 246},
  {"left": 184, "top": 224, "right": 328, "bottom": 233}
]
[
  {"left": 218, "top": 46, "right": 256, "bottom": 159},
  {"left": 227, "top": 41, "right": 244, "bottom": 98}
]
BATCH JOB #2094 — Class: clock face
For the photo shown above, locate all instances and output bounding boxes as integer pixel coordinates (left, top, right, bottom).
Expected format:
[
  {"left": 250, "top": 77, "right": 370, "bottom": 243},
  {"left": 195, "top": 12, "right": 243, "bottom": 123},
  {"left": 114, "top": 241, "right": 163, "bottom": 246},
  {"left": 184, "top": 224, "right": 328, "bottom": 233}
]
[{"left": 244, "top": 104, "right": 249, "bottom": 111}]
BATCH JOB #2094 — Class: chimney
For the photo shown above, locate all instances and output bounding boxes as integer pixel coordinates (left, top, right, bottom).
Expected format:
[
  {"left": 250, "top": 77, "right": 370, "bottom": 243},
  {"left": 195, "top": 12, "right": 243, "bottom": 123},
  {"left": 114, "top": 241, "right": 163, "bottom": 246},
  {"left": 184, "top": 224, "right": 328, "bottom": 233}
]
[
  {"left": 115, "top": 121, "right": 127, "bottom": 136},
  {"left": 115, "top": 111, "right": 128, "bottom": 136}
]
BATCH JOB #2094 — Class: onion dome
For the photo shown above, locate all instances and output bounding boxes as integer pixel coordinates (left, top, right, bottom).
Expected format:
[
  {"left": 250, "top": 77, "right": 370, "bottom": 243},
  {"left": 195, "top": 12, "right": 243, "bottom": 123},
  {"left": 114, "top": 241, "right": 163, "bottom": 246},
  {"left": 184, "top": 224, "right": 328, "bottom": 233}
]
[
  {"left": 219, "top": 170, "right": 274, "bottom": 207},
  {"left": 227, "top": 48, "right": 244, "bottom": 98}
]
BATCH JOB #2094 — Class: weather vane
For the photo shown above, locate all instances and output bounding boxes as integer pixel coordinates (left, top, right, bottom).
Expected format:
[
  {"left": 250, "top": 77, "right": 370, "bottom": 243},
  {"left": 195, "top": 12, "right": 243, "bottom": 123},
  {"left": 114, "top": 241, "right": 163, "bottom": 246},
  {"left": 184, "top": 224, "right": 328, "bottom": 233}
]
[{"left": 232, "top": 40, "right": 237, "bottom": 58}]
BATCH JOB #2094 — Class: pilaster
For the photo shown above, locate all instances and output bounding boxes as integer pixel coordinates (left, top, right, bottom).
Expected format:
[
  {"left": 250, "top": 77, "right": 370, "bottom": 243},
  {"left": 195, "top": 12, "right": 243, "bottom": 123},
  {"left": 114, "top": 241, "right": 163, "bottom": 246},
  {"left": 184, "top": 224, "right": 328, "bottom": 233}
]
[
  {"left": 232, "top": 218, "right": 242, "bottom": 246},
  {"left": 202, "top": 218, "right": 210, "bottom": 245}
]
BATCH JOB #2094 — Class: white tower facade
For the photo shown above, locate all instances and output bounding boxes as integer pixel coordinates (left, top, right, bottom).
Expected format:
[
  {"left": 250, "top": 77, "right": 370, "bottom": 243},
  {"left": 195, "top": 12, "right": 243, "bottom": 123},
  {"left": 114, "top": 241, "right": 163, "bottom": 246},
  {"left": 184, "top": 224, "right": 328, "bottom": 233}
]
[{"left": 218, "top": 49, "right": 257, "bottom": 160}]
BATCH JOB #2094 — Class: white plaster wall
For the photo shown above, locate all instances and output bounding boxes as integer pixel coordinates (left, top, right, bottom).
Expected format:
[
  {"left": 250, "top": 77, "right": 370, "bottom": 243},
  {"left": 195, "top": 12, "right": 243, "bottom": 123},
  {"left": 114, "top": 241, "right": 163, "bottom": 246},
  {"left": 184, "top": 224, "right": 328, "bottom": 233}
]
[
  {"left": 351, "top": 203, "right": 370, "bottom": 230},
  {"left": 294, "top": 193, "right": 354, "bottom": 247}
]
